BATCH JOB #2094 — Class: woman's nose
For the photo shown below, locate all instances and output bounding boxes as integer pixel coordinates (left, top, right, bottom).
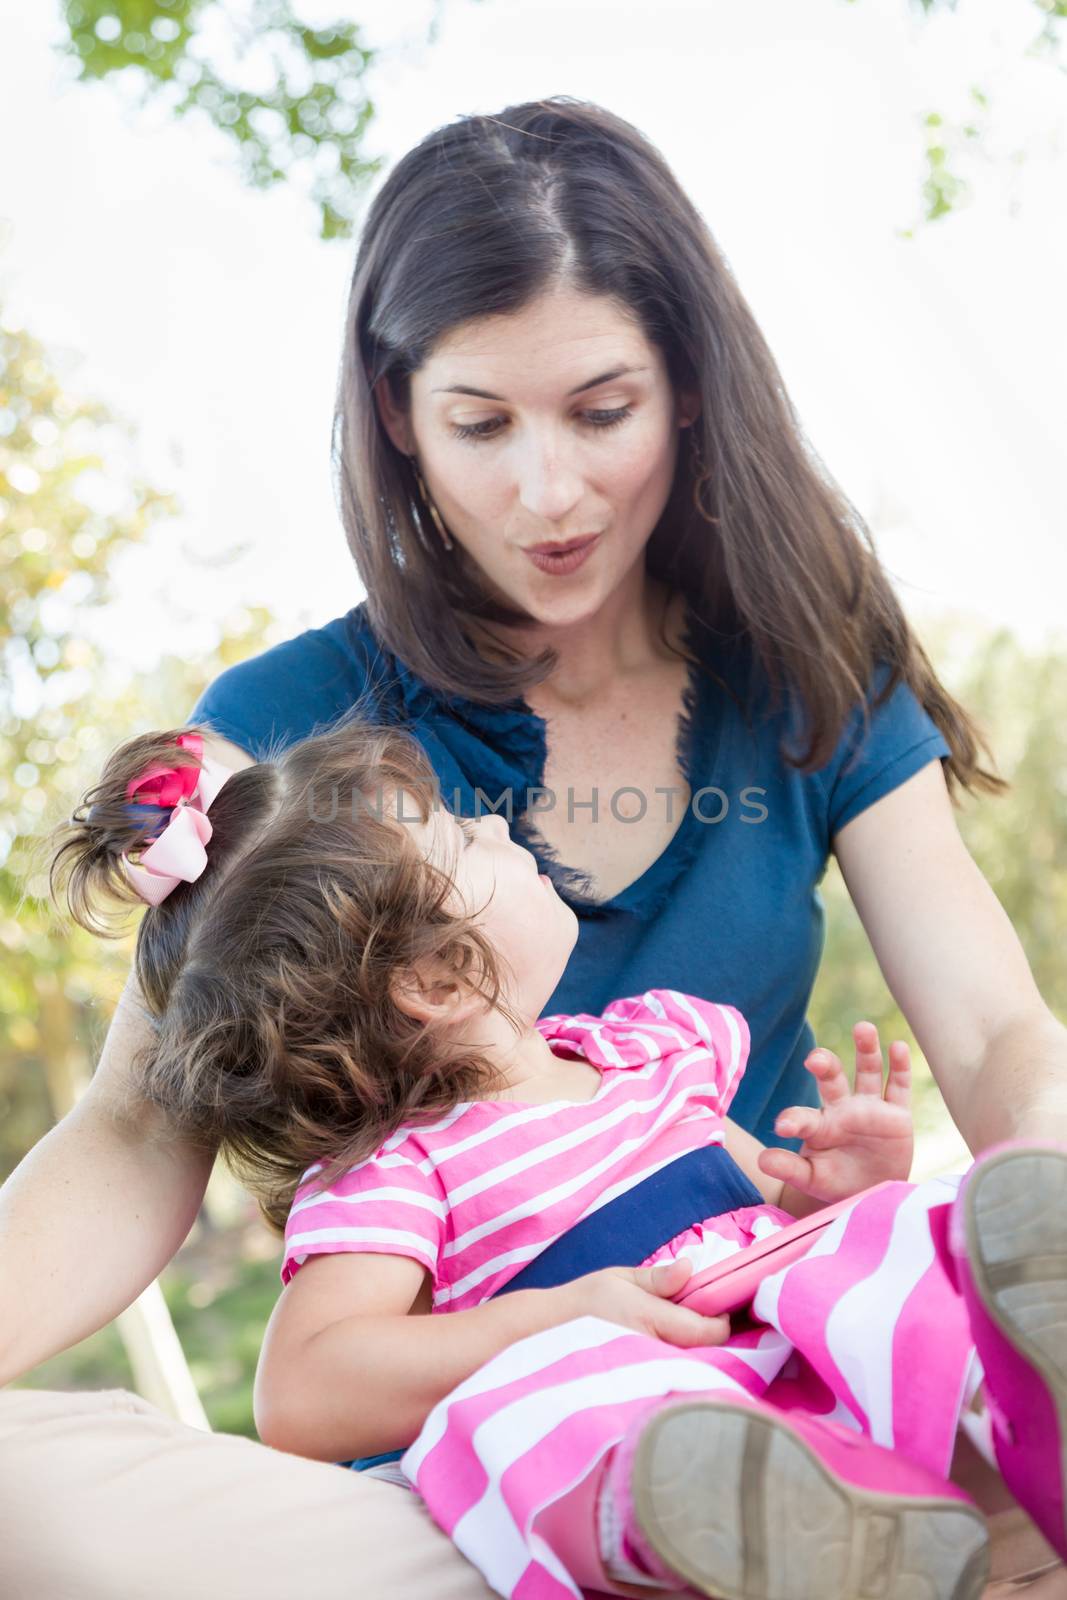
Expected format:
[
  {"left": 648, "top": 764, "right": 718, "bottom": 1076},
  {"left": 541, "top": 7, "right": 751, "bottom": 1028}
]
[{"left": 515, "top": 432, "right": 584, "bottom": 522}]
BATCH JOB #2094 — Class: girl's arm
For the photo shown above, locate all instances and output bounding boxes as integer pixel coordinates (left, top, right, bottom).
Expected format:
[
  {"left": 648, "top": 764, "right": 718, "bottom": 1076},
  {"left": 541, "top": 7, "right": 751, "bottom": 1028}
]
[
  {"left": 721, "top": 1118, "right": 791, "bottom": 1209},
  {"left": 254, "top": 1248, "right": 730, "bottom": 1464}
]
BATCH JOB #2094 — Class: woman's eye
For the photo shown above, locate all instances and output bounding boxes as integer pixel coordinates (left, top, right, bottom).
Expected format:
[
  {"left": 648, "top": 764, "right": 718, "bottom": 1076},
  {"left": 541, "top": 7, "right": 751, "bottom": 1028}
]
[{"left": 449, "top": 406, "right": 633, "bottom": 444}]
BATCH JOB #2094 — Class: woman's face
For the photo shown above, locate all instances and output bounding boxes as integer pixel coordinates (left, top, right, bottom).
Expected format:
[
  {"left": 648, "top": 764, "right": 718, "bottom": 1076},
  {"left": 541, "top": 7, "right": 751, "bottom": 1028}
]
[{"left": 375, "top": 282, "right": 699, "bottom": 630}]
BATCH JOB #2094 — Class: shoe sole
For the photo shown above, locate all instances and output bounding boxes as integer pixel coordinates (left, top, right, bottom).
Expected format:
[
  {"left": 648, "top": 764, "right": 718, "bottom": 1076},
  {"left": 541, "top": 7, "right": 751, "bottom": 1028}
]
[
  {"left": 631, "top": 1400, "right": 990, "bottom": 1600},
  {"left": 962, "top": 1145, "right": 1067, "bottom": 1554}
]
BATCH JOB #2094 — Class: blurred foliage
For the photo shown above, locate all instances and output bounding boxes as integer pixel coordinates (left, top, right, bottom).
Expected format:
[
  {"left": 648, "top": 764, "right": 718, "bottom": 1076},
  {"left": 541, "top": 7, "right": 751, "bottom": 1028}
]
[
  {"left": 1, "top": 292, "right": 286, "bottom": 1428},
  {"left": 1, "top": 302, "right": 171, "bottom": 1167},
  {"left": 53, "top": 0, "right": 483, "bottom": 240},
  {"left": 810, "top": 609, "right": 1067, "bottom": 1138},
  {"left": 846, "top": 0, "right": 1065, "bottom": 230},
  {"left": 0, "top": 294, "right": 275, "bottom": 1179},
  {"left": 54, "top": 0, "right": 1067, "bottom": 241}
]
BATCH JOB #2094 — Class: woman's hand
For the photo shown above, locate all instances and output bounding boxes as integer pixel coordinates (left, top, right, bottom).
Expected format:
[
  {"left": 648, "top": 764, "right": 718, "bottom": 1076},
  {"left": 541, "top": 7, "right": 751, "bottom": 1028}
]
[
  {"left": 756, "top": 1021, "right": 915, "bottom": 1205},
  {"left": 554, "top": 1257, "right": 730, "bottom": 1348}
]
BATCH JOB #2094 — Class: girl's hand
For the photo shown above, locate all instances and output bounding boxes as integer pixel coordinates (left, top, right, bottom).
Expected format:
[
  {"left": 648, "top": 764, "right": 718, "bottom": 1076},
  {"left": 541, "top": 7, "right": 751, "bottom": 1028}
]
[
  {"left": 555, "top": 1257, "right": 730, "bottom": 1348},
  {"left": 756, "top": 1021, "right": 914, "bottom": 1204}
]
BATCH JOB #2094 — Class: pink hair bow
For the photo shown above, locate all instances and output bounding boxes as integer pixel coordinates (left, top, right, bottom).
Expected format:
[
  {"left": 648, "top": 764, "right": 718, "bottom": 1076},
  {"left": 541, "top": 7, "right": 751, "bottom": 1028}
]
[{"left": 123, "top": 731, "right": 233, "bottom": 907}]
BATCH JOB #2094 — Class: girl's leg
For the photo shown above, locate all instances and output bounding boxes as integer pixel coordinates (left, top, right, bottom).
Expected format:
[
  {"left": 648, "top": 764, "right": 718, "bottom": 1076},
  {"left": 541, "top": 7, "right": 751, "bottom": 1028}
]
[
  {"left": 616, "top": 1391, "right": 989, "bottom": 1600},
  {"left": 402, "top": 1313, "right": 793, "bottom": 1600},
  {"left": 947, "top": 1143, "right": 1067, "bottom": 1561},
  {"left": 750, "top": 1174, "right": 978, "bottom": 1476},
  {"left": 0, "top": 1384, "right": 495, "bottom": 1600},
  {"left": 537, "top": 1396, "right": 1067, "bottom": 1600}
]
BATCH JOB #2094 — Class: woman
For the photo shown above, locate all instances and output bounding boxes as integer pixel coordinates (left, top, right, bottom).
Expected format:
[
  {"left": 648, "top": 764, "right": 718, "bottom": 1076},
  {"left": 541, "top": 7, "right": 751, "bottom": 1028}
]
[{"left": 1, "top": 97, "right": 1064, "bottom": 1598}]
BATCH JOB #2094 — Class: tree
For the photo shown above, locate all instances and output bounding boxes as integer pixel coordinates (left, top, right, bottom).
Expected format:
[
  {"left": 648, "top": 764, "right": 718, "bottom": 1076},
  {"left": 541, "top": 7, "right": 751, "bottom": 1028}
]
[
  {"left": 845, "top": 0, "right": 1066, "bottom": 230},
  {"left": 55, "top": 2, "right": 1066, "bottom": 238},
  {"left": 0, "top": 290, "right": 300, "bottom": 1425},
  {"left": 0, "top": 292, "right": 273, "bottom": 1177},
  {"left": 53, "top": 0, "right": 484, "bottom": 240},
  {"left": 809, "top": 610, "right": 1067, "bottom": 1134}
]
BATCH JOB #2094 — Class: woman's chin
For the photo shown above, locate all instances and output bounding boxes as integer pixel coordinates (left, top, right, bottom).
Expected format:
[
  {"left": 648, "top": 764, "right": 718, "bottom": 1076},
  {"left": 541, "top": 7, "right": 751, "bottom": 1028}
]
[{"left": 510, "top": 577, "right": 612, "bottom": 632}]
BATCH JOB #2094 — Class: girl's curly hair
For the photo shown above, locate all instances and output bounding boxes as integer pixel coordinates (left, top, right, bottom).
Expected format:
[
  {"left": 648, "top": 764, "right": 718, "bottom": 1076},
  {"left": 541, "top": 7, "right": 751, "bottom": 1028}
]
[{"left": 48, "top": 709, "right": 521, "bottom": 1231}]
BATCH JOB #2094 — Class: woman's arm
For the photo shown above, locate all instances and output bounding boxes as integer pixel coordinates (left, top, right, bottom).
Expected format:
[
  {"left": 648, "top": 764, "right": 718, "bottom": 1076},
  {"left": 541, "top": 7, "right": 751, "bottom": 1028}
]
[
  {"left": 0, "top": 972, "right": 217, "bottom": 1385},
  {"left": 0, "top": 730, "right": 254, "bottom": 1387},
  {"left": 833, "top": 759, "right": 1067, "bottom": 1152}
]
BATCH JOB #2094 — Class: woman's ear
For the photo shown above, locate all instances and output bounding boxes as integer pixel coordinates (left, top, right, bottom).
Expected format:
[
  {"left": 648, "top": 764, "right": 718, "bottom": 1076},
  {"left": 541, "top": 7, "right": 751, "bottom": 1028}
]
[
  {"left": 371, "top": 374, "right": 415, "bottom": 457},
  {"left": 675, "top": 385, "right": 702, "bottom": 432}
]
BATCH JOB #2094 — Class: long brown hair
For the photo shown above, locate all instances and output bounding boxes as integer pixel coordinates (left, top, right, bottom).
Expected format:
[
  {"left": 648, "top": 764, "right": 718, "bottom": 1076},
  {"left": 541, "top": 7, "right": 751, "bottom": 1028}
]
[
  {"left": 48, "top": 713, "right": 522, "bottom": 1230},
  {"left": 335, "top": 95, "right": 1002, "bottom": 798}
]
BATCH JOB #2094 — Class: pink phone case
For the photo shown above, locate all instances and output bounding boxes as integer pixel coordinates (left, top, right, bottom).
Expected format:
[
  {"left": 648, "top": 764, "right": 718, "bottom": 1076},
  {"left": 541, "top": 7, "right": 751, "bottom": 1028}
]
[{"left": 674, "top": 1181, "right": 895, "bottom": 1318}]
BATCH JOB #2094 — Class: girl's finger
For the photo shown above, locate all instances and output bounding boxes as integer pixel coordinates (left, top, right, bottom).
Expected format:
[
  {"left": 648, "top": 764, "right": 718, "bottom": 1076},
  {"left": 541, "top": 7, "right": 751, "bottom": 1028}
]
[
  {"left": 884, "top": 1040, "right": 913, "bottom": 1108},
  {"left": 804, "top": 1048, "right": 851, "bottom": 1104},
  {"left": 819, "top": 1097, "right": 911, "bottom": 1139},
  {"left": 853, "top": 1021, "right": 885, "bottom": 1096},
  {"left": 651, "top": 1303, "right": 732, "bottom": 1348},
  {"left": 632, "top": 1257, "right": 693, "bottom": 1297},
  {"left": 758, "top": 1145, "right": 815, "bottom": 1191},
  {"left": 774, "top": 1104, "right": 824, "bottom": 1142}
]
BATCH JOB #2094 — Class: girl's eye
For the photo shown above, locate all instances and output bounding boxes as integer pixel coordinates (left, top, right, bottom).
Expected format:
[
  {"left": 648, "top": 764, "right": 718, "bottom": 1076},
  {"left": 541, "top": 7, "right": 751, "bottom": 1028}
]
[{"left": 449, "top": 406, "right": 633, "bottom": 444}]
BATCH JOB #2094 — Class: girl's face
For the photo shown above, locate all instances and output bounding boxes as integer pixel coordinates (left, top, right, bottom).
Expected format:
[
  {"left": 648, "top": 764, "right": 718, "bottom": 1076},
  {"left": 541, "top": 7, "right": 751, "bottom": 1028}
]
[
  {"left": 374, "top": 282, "right": 699, "bottom": 630},
  {"left": 405, "top": 793, "right": 579, "bottom": 1019}
]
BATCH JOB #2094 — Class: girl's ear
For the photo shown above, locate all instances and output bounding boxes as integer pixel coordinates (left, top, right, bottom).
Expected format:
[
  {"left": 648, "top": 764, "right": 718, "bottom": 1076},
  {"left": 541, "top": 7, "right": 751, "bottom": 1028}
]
[{"left": 390, "top": 959, "right": 483, "bottom": 1027}]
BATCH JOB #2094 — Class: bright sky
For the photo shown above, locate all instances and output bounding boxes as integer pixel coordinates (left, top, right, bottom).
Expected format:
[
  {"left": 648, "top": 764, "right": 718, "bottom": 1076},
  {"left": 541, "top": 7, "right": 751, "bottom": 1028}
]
[{"left": 1, "top": 0, "right": 1064, "bottom": 673}]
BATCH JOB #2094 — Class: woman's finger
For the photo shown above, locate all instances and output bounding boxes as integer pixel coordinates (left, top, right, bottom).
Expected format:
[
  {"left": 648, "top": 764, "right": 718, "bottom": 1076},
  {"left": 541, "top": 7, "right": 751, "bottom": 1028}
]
[
  {"left": 804, "top": 1048, "right": 851, "bottom": 1104},
  {"left": 884, "top": 1040, "right": 913, "bottom": 1108},
  {"left": 852, "top": 1021, "right": 885, "bottom": 1096}
]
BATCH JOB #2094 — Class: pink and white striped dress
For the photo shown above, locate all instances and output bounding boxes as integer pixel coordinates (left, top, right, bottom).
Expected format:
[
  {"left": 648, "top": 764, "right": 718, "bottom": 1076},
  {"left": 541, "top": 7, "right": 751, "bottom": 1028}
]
[{"left": 282, "top": 990, "right": 976, "bottom": 1600}]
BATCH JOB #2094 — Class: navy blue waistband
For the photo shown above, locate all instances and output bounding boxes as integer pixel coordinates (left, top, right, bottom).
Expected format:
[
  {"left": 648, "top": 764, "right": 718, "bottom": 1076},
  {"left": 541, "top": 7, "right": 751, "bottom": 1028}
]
[
  {"left": 340, "top": 1141, "right": 761, "bottom": 1472},
  {"left": 494, "top": 1141, "right": 761, "bottom": 1292}
]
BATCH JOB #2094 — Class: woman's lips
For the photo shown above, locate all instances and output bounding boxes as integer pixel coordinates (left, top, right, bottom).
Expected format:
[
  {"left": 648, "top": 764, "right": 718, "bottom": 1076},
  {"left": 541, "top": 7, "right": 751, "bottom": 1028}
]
[{"left": 523, "top": 534, "right": 600, "bottom": 575}]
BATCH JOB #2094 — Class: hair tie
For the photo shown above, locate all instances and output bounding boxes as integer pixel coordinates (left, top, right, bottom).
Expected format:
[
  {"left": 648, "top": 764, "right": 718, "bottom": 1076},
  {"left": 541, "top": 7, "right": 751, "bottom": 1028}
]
[{"left": 121, "top": 732, "right": 233, "bottom": 906}]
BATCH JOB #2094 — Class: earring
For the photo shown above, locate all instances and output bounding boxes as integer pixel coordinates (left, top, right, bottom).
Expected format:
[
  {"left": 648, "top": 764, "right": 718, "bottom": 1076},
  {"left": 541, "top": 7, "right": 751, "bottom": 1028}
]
[{"left": 410, "top": 456, "right": 454, "bottom": 552}]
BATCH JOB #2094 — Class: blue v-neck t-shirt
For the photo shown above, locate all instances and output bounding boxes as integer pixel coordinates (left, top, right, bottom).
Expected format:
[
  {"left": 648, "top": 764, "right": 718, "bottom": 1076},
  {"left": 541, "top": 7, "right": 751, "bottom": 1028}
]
[{"left": 187, "top": 600, "right": 950, "bottom": 1145}]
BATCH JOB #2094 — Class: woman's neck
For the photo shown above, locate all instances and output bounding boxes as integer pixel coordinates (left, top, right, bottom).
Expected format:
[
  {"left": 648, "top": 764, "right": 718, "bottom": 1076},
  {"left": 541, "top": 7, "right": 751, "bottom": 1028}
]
[{"left": 470, "top": 567, "right": 684, "bottom": 709}]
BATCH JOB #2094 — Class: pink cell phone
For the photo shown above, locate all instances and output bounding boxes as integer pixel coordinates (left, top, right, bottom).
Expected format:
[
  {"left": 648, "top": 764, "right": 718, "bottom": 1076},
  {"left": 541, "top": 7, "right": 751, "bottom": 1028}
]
[{"left": 674, "top": 1181, "right": 896, "bottom": 1318}]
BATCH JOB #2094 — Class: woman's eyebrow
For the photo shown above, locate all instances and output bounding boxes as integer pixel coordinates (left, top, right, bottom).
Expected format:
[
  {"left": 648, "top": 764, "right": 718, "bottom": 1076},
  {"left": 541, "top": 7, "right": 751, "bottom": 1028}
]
[{"left": 432, "top": 364, "right": 649, "bottom": 402}]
